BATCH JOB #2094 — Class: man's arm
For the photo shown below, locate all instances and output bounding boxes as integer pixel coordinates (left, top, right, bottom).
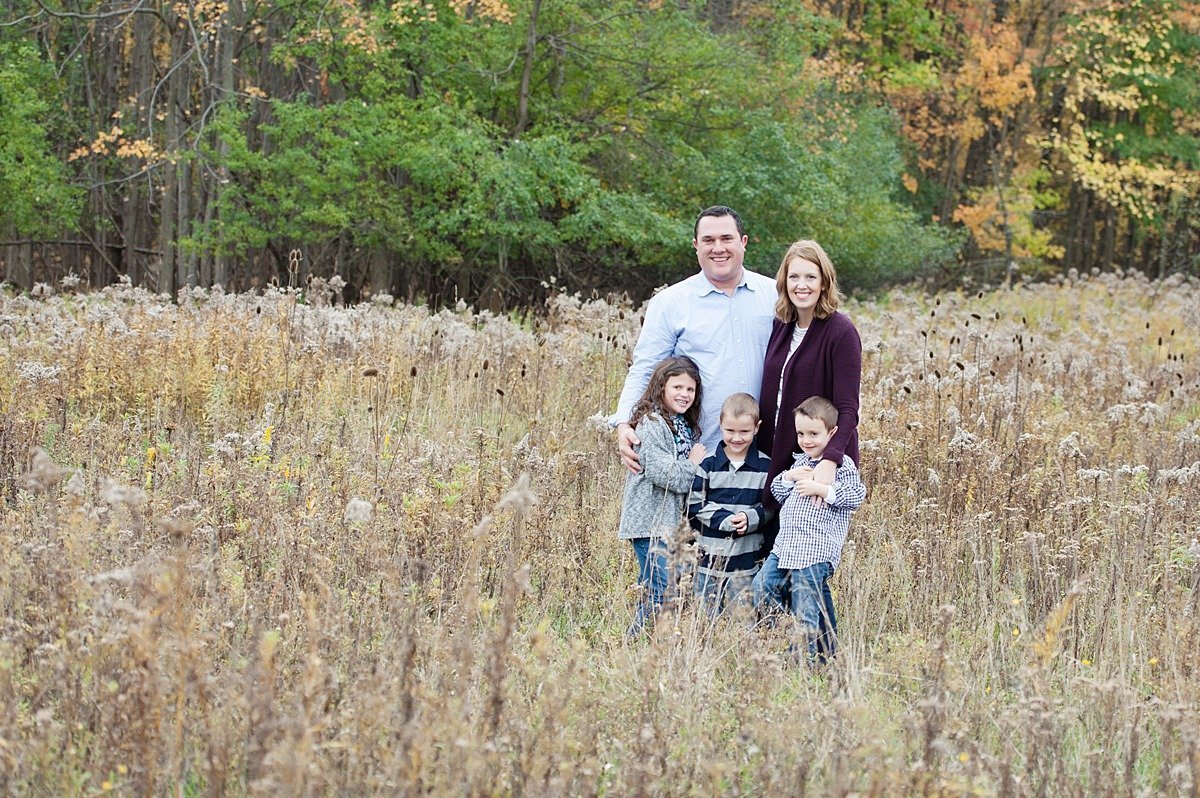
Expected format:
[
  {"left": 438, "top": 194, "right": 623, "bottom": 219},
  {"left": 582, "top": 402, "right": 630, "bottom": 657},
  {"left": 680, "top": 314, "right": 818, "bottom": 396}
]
[{"left": 609, "top": 294, "right": 679, "bottom": 473}]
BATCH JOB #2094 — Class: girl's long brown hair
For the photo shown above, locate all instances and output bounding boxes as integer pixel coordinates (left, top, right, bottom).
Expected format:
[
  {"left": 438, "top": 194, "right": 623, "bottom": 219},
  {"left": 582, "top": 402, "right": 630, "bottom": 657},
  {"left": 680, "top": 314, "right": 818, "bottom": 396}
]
[{"left": 628, "top": 356, "right": 703, "bottom": 438}]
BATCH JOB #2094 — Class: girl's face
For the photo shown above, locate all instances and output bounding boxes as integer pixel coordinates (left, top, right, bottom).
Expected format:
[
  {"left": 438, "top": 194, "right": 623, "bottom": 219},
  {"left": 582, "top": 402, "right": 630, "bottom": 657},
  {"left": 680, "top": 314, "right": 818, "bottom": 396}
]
[
  {"left": 786, "top": 257, "right": 823, "bottom": 319},
  {"left": 662, "top": 373, "right": 698, "bottom": 415}
]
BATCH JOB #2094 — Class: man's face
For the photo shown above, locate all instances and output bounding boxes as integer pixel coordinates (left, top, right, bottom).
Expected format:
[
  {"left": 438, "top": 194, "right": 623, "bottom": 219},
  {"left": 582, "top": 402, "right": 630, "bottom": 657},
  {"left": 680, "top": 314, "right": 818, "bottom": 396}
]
[
  {"left": 720, "top": 413, "right": 760, "bottom": 459},
  {"left": 693, "top": 214, "right": 747, "bottom": 292}
]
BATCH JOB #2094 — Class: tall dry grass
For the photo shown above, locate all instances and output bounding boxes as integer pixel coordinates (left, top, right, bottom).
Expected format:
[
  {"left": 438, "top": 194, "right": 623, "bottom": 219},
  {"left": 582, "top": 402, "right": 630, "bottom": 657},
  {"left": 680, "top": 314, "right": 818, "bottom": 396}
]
[{"left": 0, "top": 272, "right": 1197, "bottom": 796}]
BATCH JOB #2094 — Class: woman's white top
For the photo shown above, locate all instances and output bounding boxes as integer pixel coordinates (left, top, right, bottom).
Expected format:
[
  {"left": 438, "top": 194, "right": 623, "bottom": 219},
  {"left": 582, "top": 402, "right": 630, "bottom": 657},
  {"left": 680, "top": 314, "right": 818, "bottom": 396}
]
[{"left": 775, "top": 325, "right": 807, "bottom": 427}]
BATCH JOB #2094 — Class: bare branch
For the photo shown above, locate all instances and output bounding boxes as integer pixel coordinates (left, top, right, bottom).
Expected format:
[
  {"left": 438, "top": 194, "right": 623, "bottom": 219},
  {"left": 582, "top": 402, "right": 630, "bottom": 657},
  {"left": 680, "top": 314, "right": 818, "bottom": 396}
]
[{"left": 31, "top": 0, "right": 157, "bottom": 22}]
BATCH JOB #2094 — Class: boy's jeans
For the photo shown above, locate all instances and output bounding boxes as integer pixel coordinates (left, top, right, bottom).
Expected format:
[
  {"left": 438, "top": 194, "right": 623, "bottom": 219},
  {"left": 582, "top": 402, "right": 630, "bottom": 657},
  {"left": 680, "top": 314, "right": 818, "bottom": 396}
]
[
  {"left": 693, "top": 568, "right": 755, "bottom": 618},
  {"left": 628, "top": 537, "right": 671, "bottom": 636},
  {"left": 752, "top": 553, "right": 837, "bottom": 659}
]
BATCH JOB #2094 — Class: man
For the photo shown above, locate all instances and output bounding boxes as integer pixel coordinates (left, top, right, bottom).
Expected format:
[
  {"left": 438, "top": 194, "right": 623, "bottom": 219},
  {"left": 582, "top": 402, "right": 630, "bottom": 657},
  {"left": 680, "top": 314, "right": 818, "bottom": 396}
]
[{"left": 610, "top": 206, "right": 777, "bottom": 470}]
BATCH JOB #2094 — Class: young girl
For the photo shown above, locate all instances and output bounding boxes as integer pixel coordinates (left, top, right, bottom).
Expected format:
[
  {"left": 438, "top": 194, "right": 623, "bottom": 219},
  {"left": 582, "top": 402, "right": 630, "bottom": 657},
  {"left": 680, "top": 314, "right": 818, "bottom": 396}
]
[{"left": 618, "top": 356, "right": 707, "bottom": 635}]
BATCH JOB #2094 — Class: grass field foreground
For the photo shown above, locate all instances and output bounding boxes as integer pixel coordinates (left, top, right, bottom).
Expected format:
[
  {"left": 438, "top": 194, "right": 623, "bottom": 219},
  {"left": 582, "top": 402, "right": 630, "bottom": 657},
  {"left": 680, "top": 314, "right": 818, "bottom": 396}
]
[{"left": 1, "top": 272, "right": 1198, "bottom": 795}]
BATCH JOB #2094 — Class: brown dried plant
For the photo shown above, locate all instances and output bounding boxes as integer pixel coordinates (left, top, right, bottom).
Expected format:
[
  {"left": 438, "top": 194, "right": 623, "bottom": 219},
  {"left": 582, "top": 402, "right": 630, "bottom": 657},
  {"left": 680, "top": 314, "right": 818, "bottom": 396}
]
[{"left": 0, "top": 273, "right": 1197, "bottom": 794}]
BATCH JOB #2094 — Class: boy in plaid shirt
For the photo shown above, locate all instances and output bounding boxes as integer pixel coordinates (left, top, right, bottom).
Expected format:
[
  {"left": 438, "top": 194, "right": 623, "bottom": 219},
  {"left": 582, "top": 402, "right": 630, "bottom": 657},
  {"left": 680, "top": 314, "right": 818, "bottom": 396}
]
[{"left": 752, "top": 396, "right": 866, "bottom": 661}]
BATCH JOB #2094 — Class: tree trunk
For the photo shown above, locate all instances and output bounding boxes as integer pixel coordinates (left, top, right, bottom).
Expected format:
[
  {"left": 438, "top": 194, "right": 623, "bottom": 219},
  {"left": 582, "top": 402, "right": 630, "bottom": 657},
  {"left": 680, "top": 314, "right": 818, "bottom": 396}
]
[
  {"left": 1100, "top": 205, "right": 1115, "bottom": 272},
  {"left": 213, "top": 0, "right": 238, "bottom": 289},
  {"left": 6, "top": 243, "right": 34, "bottom": 291},
  {"left": 178, "top": 158, "right": 196, "bottom": 289},
  {"left": 158, "top": 11, "right": 185, "bottom": 297},
  {"left": 122, "top": 9, "right": 156, "bottom": 286},
  {"left": 513, "top": 0, "right": 542, "bottom": 136}
]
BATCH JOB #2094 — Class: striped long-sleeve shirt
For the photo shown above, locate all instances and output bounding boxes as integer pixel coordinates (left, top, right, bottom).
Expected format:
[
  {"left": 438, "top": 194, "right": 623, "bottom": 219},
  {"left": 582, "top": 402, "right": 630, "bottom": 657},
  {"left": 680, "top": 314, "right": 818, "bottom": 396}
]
[
  {"left": 687, "top": 444, "right": 774, "bottom": 579},
  {"left": 769, "top": 452, "right": 866, "bottom": 570}
]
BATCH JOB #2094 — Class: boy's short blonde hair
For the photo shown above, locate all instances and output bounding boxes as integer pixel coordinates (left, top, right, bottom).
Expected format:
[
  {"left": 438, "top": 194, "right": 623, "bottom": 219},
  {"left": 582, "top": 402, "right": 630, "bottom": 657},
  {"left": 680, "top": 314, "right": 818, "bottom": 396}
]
[
  {"left": 720, "top": 392, "right": 760, "bottom": 423},
  {"left": 720, "top": 391, "right": 758, "bottom": 422},
  {"left": 794, "top": 396, "right": 837, "bottom": 430}
]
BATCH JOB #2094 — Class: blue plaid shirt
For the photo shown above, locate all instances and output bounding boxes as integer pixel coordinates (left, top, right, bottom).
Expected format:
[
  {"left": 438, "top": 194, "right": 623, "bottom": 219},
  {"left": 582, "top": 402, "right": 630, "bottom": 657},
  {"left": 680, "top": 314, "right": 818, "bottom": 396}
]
[{"left": 769, "top": 452, "right": 866, "bottom": 570}]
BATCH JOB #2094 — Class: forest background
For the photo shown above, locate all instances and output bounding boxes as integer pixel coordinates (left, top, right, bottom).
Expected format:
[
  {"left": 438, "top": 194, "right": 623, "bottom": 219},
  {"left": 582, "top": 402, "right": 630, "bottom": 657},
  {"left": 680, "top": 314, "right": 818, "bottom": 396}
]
[{"left": 1, "top": 0, "right": 1199, "bottom": 306}]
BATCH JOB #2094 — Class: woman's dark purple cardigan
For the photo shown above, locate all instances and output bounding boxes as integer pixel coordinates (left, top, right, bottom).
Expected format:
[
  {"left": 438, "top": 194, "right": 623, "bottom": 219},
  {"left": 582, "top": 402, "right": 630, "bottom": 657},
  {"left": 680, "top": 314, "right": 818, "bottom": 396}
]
[{"left": 756, "top": 311, "right": 862, "bottom": 511}]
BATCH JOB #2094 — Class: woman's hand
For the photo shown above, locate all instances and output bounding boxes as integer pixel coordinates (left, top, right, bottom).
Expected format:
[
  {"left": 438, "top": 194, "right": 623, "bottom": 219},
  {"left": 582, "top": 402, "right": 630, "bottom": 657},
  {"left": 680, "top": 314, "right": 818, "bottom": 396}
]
[
  {"left": 783, "top": 465, "right": 812, "bottom": 483},
  {"left": 812, "top": 459, "right": 836, "bottom": 486}
]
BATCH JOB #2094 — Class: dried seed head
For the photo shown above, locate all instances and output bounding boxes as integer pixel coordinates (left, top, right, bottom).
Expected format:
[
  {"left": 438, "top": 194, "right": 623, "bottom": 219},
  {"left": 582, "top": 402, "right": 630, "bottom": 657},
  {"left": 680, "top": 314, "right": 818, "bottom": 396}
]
[
  {"left": 100, "top": 478, "right": 148, "bottom": 508},
  {"left": 497, "top": 473, "right": 537, "bottom": 515},
  {"left": 362, "top": 367, "right": 379, "bottom": 377},
  {"left": 158, "top": 516, "right": 193, "bottom": 541},
  {"left": 344, "top": 498, "right": 373, "bottom": 524},
  {"left": 18, "top": 448, "right": 71, "bottom": 494},
  {"left": 64, "top": 470, "right": 88, "bottom": 498}
]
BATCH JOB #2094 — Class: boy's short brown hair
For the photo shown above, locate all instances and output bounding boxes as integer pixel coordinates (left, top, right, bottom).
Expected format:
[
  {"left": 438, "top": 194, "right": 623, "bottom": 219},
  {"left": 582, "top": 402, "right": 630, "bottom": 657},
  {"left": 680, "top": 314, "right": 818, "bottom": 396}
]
[
  {"left": 794, "top": 396, "right": 837, "bottom": 430},
  {"left": 720, "top": 392, "right": 760, "bottom": 423}
]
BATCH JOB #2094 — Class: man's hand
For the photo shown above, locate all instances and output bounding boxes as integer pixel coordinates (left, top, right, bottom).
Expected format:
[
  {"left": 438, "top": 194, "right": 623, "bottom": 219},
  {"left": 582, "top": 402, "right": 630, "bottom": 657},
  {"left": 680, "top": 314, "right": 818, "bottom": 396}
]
[
  {"left": 729, "top": 511, "right": 749, "bottom": 534},
  {"left": 618, "top": 423, "right": 642, "bottom": 474}
]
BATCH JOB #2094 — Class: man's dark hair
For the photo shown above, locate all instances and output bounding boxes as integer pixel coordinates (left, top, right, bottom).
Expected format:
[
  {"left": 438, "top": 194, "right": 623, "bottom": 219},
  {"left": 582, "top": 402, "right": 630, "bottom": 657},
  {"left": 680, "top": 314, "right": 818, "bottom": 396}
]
[{"left": 694, "top": 206, "right": 745, "bottom": 239}]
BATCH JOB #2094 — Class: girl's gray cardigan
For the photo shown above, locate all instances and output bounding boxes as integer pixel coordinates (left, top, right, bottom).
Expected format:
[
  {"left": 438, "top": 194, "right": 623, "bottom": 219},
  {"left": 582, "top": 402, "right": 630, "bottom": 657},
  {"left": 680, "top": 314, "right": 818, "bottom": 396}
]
[{"left": 617, "top": 415, "right": 698, "bottom": 540}]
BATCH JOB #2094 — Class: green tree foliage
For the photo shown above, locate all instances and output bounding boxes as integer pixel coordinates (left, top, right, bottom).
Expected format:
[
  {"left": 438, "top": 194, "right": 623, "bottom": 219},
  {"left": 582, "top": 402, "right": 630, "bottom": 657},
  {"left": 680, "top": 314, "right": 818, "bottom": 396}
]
[
  {"left": 0, "top": 42, "right": 81, "bottom": 238},
  {"left": 705, "top": 107, "right": 961, "bottom": 289},
  {"left": 191, "top": 0, "right": 955, "bottom": 301},
  {"left": 1043, "top": 0, "right": 1200, "bottom": 223},
  {"left": 60, "top": 0, "right": 1200, "bottom": 302}
]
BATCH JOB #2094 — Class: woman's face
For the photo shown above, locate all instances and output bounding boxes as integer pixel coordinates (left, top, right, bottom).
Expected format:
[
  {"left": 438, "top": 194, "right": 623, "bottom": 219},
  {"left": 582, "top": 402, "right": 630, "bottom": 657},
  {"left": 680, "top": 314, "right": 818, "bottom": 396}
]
[{"left": 786, "top": 257, "right": 823, "bottom": 318}]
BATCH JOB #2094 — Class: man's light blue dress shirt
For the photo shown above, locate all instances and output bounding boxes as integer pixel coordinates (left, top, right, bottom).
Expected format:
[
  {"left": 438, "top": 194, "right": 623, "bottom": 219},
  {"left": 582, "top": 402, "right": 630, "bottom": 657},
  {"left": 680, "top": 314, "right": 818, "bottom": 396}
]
[{"left": 610, "top": 269, "right": 777, "bottom": 452}]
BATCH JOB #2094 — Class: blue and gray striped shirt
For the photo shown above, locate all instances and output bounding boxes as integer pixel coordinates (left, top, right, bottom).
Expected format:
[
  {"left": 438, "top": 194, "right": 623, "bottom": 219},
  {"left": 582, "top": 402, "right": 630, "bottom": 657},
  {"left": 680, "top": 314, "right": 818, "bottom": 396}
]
[{"left": 687, "top": 444, "right": 774, "bottom": 579}]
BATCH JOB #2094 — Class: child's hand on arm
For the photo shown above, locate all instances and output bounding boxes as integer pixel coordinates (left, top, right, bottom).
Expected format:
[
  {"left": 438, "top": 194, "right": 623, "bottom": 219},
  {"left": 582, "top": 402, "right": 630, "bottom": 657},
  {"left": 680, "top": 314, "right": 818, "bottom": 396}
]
[
  {"left": 688, "top": 443, "right": 706, "bottom": 465},
  {"left": 793, "top": 478, "right": 832, "bottom": 500},
  {"left": 783, "top": 465, "right": 812, "bottom": 482},
  {"left": 728, "top": 511, "right": 748, "bottom": 534}
]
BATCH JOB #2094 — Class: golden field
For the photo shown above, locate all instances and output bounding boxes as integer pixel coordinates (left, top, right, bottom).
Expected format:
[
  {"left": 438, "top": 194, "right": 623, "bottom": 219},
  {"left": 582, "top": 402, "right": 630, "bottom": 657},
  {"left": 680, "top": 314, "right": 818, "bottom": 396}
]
[{"left": 1, "top": 272, "right": 1198, "bottom": 796}]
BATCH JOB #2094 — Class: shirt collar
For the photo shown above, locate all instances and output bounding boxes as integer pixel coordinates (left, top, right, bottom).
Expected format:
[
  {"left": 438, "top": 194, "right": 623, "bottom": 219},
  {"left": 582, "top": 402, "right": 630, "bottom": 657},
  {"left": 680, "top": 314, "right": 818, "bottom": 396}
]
[
  {"left": 693, "top": 269, "right": 753, "bottom": 297},
  {"left": 793, "top": 452, "right": 822, "bottom": 467},
  {"left": 713, "top": 442, "right": 732, "bottom": 468},
  {"left": 717, "top": 443, "right": 767, "bottom": 469}
]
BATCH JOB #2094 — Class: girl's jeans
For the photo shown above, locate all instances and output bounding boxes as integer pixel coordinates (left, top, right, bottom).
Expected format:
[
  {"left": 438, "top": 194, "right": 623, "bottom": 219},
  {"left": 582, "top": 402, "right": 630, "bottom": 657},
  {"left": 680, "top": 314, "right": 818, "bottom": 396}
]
[
  {"left": 752, "top": 554, "right": 837, "bottom": 660},
  {"left": 628, "top": 537, "right": 671, "bottom": 636}
]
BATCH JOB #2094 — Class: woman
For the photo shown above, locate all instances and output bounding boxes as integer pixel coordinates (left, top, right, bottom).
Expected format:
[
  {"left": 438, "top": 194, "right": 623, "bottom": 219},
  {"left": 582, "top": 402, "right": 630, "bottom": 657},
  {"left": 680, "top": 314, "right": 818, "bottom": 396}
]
[{"left": 756, "top": 240, "right": 862, "bottom": 510}]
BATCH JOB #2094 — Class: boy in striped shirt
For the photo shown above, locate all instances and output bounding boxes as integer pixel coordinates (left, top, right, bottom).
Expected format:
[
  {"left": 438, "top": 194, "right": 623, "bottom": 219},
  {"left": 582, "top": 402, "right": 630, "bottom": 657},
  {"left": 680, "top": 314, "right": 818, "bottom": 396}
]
[
  {"left": 753, "top": 396, "right": 866, "bottom": 662},
  {"left": 687, "top": 393, "right": 774, "bottom": 615}
]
